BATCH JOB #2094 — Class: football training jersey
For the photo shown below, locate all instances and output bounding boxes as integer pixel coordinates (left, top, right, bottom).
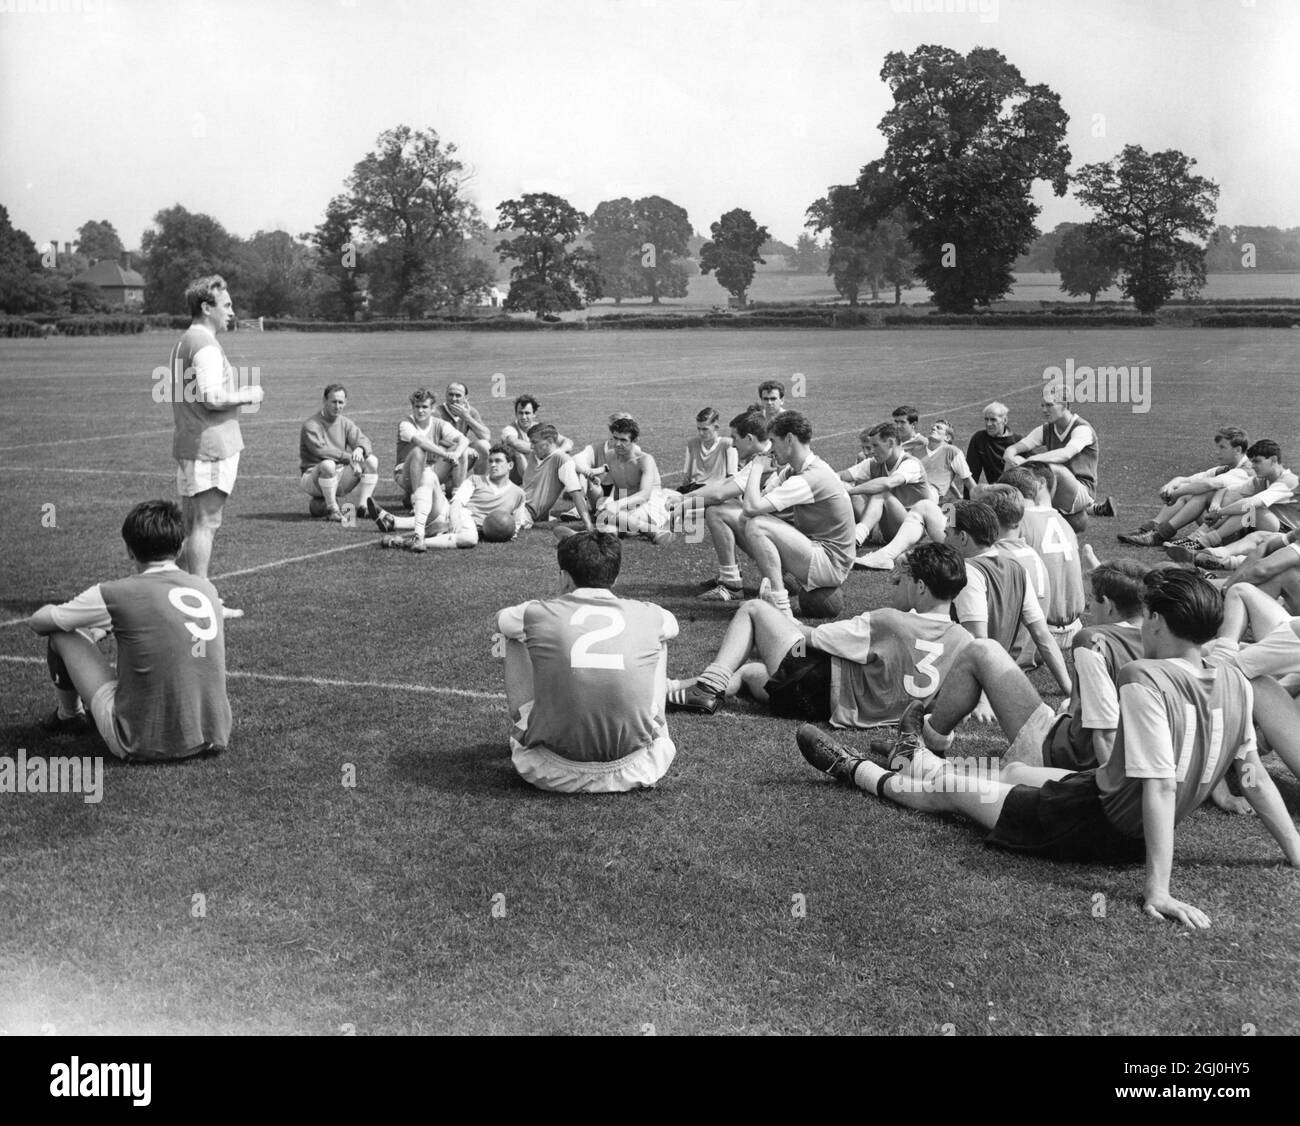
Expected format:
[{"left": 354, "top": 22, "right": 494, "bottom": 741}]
[
  {"left": 1044, "top": 621, "right": 1145, "bottom": 770},
  {"left": 460, "top": 475, "right": 526, "bottom": 525},
  {"left": 499, "top": 589, "right": 678, "bottom": 763},
  {"left": 1097, "top": 658, "right": 1254, "bottom": 837},
  {"left": 953, "top": 552, "right": 1036, "bottom": 653},
  {"left": 1039, "top": 415, "right": 1099, "bottom": 489},
  {"left": 395, "top": 415, "right": 460, "bottom": 468},
  {"left": 843, "top": 452, "right": 934, "bottom": 509},
  {"left": 763, "top": 454, "right": 856, "bottom": 574},
  {"left": 809, "top": 608, "right": 972, "bottom": 728},
  {"left": 685, "top": 435, "right": 734, "bottom": 485},
  {"left": 170, "top": 326, "right": 243, "bottom": 461},
  {"left": 1020, "top": 505, "right": 1085, "bottom": 626},
  {"left": 921, "top": 444, "right": 972, "bottom": 503},
  {"left": 53, "top": 566, "right": 232, "bottom": 761}
]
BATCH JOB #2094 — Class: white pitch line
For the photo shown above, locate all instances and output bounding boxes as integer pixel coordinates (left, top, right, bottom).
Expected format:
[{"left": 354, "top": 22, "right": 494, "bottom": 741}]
[
  {"left": 0, "top": 466, "right": 293, "bottom": 480},
  {"left": 818, "top": 378, "right": 1049, "bottom": 443},
  {"left": 0, "top": 655, "right": 505, "bottom": 701},
  {"left": 211, "top": 540, "right": 373, "bottom": 581}
]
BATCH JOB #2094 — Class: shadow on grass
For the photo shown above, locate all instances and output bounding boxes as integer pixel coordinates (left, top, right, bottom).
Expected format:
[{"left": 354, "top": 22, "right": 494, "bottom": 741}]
[
  {"left": 389, "top": 741, "right": 526, "bottom": 793},
  {"left": 238, "top": 512, "right": 317, "bottom": 524}
]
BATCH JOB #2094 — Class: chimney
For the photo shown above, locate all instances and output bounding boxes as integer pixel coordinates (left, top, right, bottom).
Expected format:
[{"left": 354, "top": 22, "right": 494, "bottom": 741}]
[{"left": 63, "top": 242, "right": 71, "bottom": 256}]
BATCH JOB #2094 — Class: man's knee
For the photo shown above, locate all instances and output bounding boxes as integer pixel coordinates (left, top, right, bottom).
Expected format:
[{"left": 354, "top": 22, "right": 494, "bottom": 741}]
[
  {"left": 363, "top": 454, "right": 379, "bottom": 472},
  {"left": 317, "top": 459, "right": 338, "bottom": 479}
]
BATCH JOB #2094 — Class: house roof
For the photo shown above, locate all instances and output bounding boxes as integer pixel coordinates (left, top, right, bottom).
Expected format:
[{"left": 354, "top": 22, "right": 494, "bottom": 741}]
[{"left": 78, "top": 260, "right": 145, "bottom": 288}]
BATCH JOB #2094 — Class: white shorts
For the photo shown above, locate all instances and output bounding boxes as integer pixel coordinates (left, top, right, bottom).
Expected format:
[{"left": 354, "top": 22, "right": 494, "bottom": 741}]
[
  {"left": 299, "top": 463, "right": 363, "bottom": 497},
  {"left": 509, "top": 702, "right": 675, "bottom": 793},
  {"left": 1049, "top": 619, "right": 1082, "bottom": 654},
  {"left": 1004, "top": 702, "right": 1057, "bottom": 767},
  {"left": 176, "top": 453, "right": 239, "bottom": 498},
  {"left": 88, "top": 681, "right": 130, "bottom": 761}
]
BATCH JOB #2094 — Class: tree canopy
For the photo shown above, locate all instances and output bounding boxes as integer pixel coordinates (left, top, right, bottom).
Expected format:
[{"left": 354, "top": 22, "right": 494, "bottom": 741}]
[
  {"left": 699, "top": 208, "right": 768, "bottom": 305},
  {"left": 75, "top": 220, "right": 124, "bottom": 262},
  {"left": 495, "top": 192, "right": 599, "bottom": 315},
  {"left": 588, "top": 195, "right": 692, "bottom": 304}
]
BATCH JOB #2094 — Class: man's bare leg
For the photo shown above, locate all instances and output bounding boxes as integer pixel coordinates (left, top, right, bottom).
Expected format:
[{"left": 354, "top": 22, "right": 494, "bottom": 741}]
[
  {"left": 923, "top": 640, "right": 1050, "bottom": 761},
  {"left": 177, "top": 488, "right": 227, "bottom": 580}
]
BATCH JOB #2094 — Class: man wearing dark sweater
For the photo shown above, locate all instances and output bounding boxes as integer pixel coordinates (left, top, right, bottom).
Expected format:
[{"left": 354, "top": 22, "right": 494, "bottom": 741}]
[{"left": 966, "top": 401, "right": 1021, "bottom": 487}]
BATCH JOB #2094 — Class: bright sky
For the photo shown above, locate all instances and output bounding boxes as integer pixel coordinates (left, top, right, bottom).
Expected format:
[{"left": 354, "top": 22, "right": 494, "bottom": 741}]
[{"left": 2, "top": 0, "right": 1297, "bottom": 251}]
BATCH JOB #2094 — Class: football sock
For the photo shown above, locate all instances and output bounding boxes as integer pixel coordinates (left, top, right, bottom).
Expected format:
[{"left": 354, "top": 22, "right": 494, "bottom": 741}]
[
  {"left": 923, "top": 715, "right": 955, "bottom": 752},
  {"left": 1154, "top": 522, "right": 1176, "bottom": 541},
  {"left": 55, "top": 689, "right": 83, "bottom": 719},
  {"left": 696, "top": 664, "right": 731, "bottom": 696},
  {"left": 356, "top": 472, "right": 378, "bottom": 508},
  {"left": 1138, "top": 519, "right": 1157, "bottom": 533},
  {"left": 411, "top": 485, "right": 434, "bottom": 542},
  {"left": 386, "top": 515, "right": 417, "bottom": 531},
  {"left": 1201, "top": 530, "right": 1222, "bottom": 547},
  {"left": 718, "top": 564, "right": 742, "bottom": 586},
  {"left": 851, "top": 758, "right": 893, "bottom": 796},
  {"left": 320, "top": 475, "right": 340, "bottom": 511},
  {"left": 765, "top": 587, "right": 793, "bottom": 614}
]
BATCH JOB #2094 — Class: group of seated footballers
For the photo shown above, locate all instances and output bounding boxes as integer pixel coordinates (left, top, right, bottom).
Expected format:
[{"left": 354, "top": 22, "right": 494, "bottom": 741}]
[{"left": 32, "top": 379, "right": 1300, "bottom": 928}]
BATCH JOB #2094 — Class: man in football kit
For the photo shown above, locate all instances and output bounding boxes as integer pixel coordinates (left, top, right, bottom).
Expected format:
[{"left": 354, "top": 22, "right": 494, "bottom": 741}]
[
  {"left": 919, "top": 420, "right": 976, "bottom": 504},
  {"left": 966, "top": 401, "right": 1022, "bottom": 486},
  {"left": 499, "top": 395, "right": 573, "bottom": 486},
  {"left": 740, "top": 411, "right": 855, "bottom": 618},
  {"left": 169, "top": 275, "right": 265, "bottom": 599},
  {"left": 946, "top": 501, "right": 1071, "bottom": 696},
  {"left": 497, "top": 531, "right": 678, "bottom": 793},
  {"left": 391, "top": 387, "right": 469, "bottom": 550},
  {"left": 1003, "top": 394, "right": 1115, "bottom": 532},
  {"left": 890, "top": 405, "right": 930, "bottom": 460},
  {"left": 29, "top": 500, "right": 231, "bottom": 762},
  {"left": 757, "top": 380, "right": 787, "bottom": 423},
  {"left": 1118, "top": 427, "right": 1251, "bottom": 548},
  {"left": 433, "top": 381, "right": 493, "bottom": 488},
  {"left": 799, "top": 568, "right": 1300, "bottom": 927},
  {"left": 572, "top": 414, "right": 674, "bottom": 544},
  {"left": 373, "top": 446, "right": 527, "bottom": 550},
  {"left": 839, "top": 421, "right": 934, "bottom": 561},
  {"left": 679, "top": 406, "right": 738, "bottom": 495},
  {"left": 299, "top": 383, "right": 379, "bottom": 521},
  {"left": 668, "top": 543, "right": 971, "bottom": 724},
  {"left": 521, "top": 423, "right": 595, "bottom": 530}
]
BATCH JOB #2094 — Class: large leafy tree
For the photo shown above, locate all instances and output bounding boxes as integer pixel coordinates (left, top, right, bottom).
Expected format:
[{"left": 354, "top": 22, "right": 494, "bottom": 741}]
[
  {"left": 1053, "top": 223, "right": 1123, "bottom": 302},
  {"left": 699, "top": 208, "right": 768, "bottom": 306},
  {"left": 0, "top": 205, "right": 49, "bottom": 314},
  {"left": 307, "top": 195, "right": 365, "bottom": 321},
  {"left": 344, "top": 125, "right": 491, "bottom": 317},
  {"left": 587, "top": 195, "right": 692, "bottom": 304},
  {"left": 1073, "top": 145, "right": 1219, "bottom": 313},
  {"left": 140, "top": 204, "right": 243, "bottom": 313},
  {"left": 495, "top": 192, "right": 600, "bottom": 315},
  {"left": 789, "top": 232, "right": 828, "bottom": 276},
  {"left": 75, "top": 219, "right": 124, "bottom": 262},
  {"left": 807, "top": 168, "right": 917, "bottom": 305},
  {"left": 873, "top": 45, "right": 1071, "bottom": 312},
  {"left": 240, "top": 230, "right": 318, "bottom": 318}
]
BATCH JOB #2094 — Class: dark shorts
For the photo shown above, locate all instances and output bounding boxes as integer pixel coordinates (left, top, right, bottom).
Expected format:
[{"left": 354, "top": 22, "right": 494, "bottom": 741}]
[
  {"left": 763, "top": 646, "right": 833, "bottom": 721},
  {"left": 986, "top": 771, "right": 1144, "bottom": 864},
  {"left": 678, "top": 482, "right": 704, "bottom": 495}
]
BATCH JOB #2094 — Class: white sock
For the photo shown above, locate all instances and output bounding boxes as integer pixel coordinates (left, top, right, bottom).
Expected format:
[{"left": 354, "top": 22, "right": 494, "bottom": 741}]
[
  {"left": 320, "top": 475, "right": 340, "bottom": 510},
  {"left": 923, "top": 715, "right": 955, "bottom": 751},
  {"left": 356, "top": 472, "right": 378, "bottom": 508},
  {"left": 56, "top": 688, "right": 83, "bottom": 718},
  {"left": 411, "top": 486, "right": 434, "bottom": 542},
  {"left": 719, "top": 564, "right": 741, "bottom": 585}
]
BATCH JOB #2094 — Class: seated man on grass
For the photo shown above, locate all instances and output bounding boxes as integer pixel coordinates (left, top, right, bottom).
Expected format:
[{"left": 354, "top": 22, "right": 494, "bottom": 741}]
[
  {"left": 433, "top": 380, "right": 493, "bottom": 489},
  {"left": 1003, "top": 393, "right": 1115, "bottom": 532},
  {"left": 798, "top": 568, "right": 1300, "bottom": 928},
  {"left": 521, "top": 423, "right": 595, "bottom": 530},
  {"left": 839, "top": 421, "right": 934, "bottom": 561},
  {"left": 668, "top": 543, "right": 972, "bottom": 724},
  {"left": 393, "top": 387, "right": 469, "bottom": 539},
  {"left": 497, "top": 531, "right": 678, "bottom": 793},
  {"left": 28, "top": 499, "right": 231, "bottom": 762},
  {"left": 299, "top": 383, "right": 380, "bottom": 523},
  {"left": 1118, "top": 426, "right": 1252, "bottom": 548},
  {"left": 499, "top": 394, "right": 573, "bottom": 486},
  {"left": 572, "top": 413, "right": 675, "bottom": 544}
]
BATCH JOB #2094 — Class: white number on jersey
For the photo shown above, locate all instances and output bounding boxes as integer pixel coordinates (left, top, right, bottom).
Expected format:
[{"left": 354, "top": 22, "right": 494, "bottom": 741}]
[
  {"left": 1040, "top": 518, "right": 1074, "bottom": 560},
  {"left": 569, "top": 605, "right": 627, "bottom": 670},
  {"left": 167, "top": 586, "right": 218, "bottom": 641},
  {"left": 904, "top": 638, "right": 944, "bottom": 699}
]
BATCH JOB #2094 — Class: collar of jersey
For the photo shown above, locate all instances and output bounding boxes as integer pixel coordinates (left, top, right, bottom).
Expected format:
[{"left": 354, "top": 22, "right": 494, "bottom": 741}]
[{"left": 143, "top": 561, "right": 181, "bottom": 574}]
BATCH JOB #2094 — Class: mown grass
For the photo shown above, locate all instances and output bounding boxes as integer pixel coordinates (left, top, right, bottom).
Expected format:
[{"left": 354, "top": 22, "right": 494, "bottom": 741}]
[{"left": 0, "top": 328, "right": 1296, "bottom": 1035}]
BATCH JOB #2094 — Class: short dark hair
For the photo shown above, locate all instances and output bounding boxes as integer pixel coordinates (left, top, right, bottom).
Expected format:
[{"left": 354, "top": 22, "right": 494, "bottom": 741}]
[
  {"left": 1215, "top": 426, "right": 1249, "bottom": 453},
  {"left": 609, "top": 414, "right": 640, "bottom": 441},
  {"left": 1091, "top": 559, "right": 1148, "bottom": 618},
  {"left": 1021, "top": 462, "right": 1055, "bottom": 491},
  {"left": 904, "top": 543, "right": 968, "bottom": 602},
  {"left": 730, "top": 411, "right": 768, "bottom": 441},
  {"left": 486, "top": 444, "right": 510, "bottom": 462},
  {"left": 323, "top": 383, "right": 347, "bottom": 401},
  {"left": 528, "top": 422, "right": 559, "bottom": 444},
  {"left": 952, "top": 500, "right": 1000, "bottom": 547},
  {"left": 696, "top": 406, "right": 720, "bottom": 425},
  {"left": 514, "top": 394, "right": 540, "bottom": 412},
  {"left": 557, "top": 530, "right": 621, "bottom": 589},
  {"left": 998, "top": 468, "right": 1041, "bottom": 501},
  {"left": 769, "top": 411, "right": 812, "bottom": 443},
  {"left": 1248, "top": 439, "right": 1282, "bottom": 462},
  {"left": 891, "top": 405, "right": 919, "bottom": 425},
  {"left": 758, "top": 380, "right": 785, "bottom": 398},
  {"left": 866, "top": 421, "right": 899, "bottom": 444},
  {"left": 975, "top": 484, "right": 1024, "bottom": 529},
  {"left": 1142, "top": 567, "right": 1223, "bottom": 645},
  {"left": 122, "top": 499, "right": 184, "bottom": 563},
  {"left": 185, "top": 275, "right": 227, "bottom": 318},
  {"left": 410, "top": 387, "right": 436, "bottom": 406}
]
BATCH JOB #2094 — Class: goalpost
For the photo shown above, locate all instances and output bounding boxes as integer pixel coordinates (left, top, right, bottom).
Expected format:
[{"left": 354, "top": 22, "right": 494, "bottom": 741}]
[{"left": 235, "top": 317, "right": 264, "bottom": 331}]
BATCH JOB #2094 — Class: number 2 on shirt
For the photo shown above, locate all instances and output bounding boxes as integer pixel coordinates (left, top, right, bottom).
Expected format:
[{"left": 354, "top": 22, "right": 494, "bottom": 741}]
[
  {"left": 569, "top": 605, "right": 627, "bottom": 670},
  {"left": 167, "top": 586, "right": 219, "bottom": 642}
]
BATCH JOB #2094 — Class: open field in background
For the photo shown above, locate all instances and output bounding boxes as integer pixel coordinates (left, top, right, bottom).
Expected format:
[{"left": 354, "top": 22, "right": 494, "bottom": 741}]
[
  {"left": 581, "top": 269, "right": 1300, "bottom": 312},
  {"left": 0, "top": 328, "right": 1297, "bottom": 1035}
]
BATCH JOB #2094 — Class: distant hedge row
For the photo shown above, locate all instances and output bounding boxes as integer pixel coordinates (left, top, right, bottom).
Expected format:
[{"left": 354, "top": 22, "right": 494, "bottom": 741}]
[
  {"left": 260, "top": 316, "right": 584, "bottom": 332},
  {"left": 884, "top": 312, "right": 1159, "bottom": 327},
  {"left": 1197, "top": 312, "right": 1300, "bottom": 327},
  {"left": 0, "top": 315, "right": 46, "bottom": 337}
]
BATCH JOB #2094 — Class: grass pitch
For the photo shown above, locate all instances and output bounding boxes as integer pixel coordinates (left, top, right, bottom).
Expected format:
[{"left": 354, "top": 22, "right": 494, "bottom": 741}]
[{"left": 0, "top": 327, "right": 1297, "bottom": 1035}]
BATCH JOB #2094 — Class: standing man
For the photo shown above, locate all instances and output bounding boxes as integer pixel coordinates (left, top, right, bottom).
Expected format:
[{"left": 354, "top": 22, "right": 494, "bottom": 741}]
[
  {"left": 169, "top": 275, "right": 264, "bottom": 612},
  {"left": 434, "top": 381, "right": 493, "bottom": 488},
  {"left": 299, "top": 383, "right": 379, "bottom": 521},
  {"left": 29, "top": 499, "right": 231, "bottom": 762},
  {"left": 966, "top": 401, "right": 1021, "bottom": 486},
  {"left": 1004, "top": 392, "right": 1115, "bottom": 532},
  {"left": 497, "top": 532, "right": 679, "bottom": 793}
]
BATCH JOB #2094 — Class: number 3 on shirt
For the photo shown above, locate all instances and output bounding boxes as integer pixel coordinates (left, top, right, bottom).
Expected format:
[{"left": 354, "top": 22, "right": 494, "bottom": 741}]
[
  {"left": 904, "top": 638, "right": 944, "bottom": 699},
  {"left": 569, "top": 606, "right": 627, "bottom": 670},
  {"left": 168, "top": 586, "right": 219, "bottom": 642}
]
